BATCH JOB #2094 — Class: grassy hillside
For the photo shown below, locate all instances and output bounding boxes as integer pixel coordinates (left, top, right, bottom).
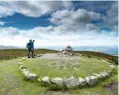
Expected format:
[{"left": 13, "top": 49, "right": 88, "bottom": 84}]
[
  {"left": 0, "top": 49, "right": 118, "bottom": 64},
  {"left": 0, "top": 54, "right": 118, "bottom": 95}
]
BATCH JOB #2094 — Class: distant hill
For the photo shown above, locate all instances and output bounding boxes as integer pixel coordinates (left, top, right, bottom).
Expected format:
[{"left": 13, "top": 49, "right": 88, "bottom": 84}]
[{"left": 0, "top": 45, "right": 19, "bottom": 49}]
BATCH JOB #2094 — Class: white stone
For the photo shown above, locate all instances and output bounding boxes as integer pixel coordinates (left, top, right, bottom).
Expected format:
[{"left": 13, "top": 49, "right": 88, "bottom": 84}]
[
  {"left": 100, "top": 71, "right": 110, "bottom": 78},
  {"left": 51, "top": 77, "right": 64, "bottom": 86},
  {"left": 19, "top": 65, "right": 23, "bottom": 70},
  {"left": 63, "top": 51, "right": 67, "bottom": 54},
  {"left": 57, "top": 53, "right": 59, "bottom": 55},
  {"left": 38, "top": 78, "right": 41, "bottom": 82},
  {"left": 109, "top": 65, "right": 115, "bottom": 68},
  {"left": 27, "top": 73, "right": 37, "bottom": 79},
  {"left": 79, "top": 77, "right": 87, "bottom": 86},
  {"left": 93, "top": 73, "right": 101, "bottom": 78},
  {"left": 63, "top": 76, "right": 80, "bottom": 88},
  {"left": 42, "top": 76, "right": 50, "bottom": 84},
  {"left": 19, "top": 65, "right": 25, "bottom": 70},
  {"left": 70, "top": 53, "right": 73, "bottom": 56},
  {"left": 85, "top": 76, "right": 98, "bottom": 86},
  {"left": 21, "top": 69, "right": 26, "bottom": 72},
  {"left": 23, "top": 70, "right": 29, "bottom": 76}
]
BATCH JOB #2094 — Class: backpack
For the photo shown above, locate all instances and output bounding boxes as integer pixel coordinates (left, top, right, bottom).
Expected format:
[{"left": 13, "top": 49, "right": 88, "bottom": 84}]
[{"left": 26, "top": 42, "right": 30, "bottom": 48}]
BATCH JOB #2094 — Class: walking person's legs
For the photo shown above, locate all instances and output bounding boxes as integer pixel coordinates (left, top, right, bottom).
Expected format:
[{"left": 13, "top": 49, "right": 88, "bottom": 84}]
[
  {"left": 28, "top": 48, "right": 31, "bottom": 58},
  {"left": 31, "top": 48, "right": 35, "bottom": 58}
]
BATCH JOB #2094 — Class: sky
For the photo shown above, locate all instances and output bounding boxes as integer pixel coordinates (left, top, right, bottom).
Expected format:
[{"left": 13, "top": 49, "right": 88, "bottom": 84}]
[{"left": 0, "top": 1, "right": 118, "bottom": 48}]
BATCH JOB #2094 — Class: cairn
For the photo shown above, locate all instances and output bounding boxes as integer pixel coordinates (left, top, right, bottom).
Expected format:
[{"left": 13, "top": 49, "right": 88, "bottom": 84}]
[{"left": 57, "top": 45, "right": 73, "bottom": 56}]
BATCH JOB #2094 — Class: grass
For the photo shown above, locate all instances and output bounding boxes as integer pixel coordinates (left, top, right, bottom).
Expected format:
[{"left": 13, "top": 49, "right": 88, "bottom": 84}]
[
  {"left": 0, "top": 50, "right": 118, "bottom": 95},
  {"left": 0, "top": 49, "right": 57, "bottom": 60},
  {"left": 24, "top": 56, "right": 113, "bottom": 78},
  {"left": 0, "top": 49, "right": 118, "bottom": 65},
  {"left": 0, "top": 59, "right": 47, "bottom": 95}
]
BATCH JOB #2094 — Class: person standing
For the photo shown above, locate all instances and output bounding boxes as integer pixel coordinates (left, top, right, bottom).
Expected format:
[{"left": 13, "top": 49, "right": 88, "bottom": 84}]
[
  {"left": 26, "top": 39, "right": 35, "bottom": 58},
  {"left": 32, "top": 40, "right": 36, "bottom": 57}
]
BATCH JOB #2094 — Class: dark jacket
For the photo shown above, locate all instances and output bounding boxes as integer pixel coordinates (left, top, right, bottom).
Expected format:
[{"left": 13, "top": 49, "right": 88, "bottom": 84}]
[{"left": 27, "top": 42, "right": 34, "bottom": 49}]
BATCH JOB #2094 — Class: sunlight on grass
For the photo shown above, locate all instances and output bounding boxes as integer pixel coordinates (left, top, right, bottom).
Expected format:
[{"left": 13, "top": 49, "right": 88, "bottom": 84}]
[{"left": 24, "top": 56, "right": 112, "bottom": 78}]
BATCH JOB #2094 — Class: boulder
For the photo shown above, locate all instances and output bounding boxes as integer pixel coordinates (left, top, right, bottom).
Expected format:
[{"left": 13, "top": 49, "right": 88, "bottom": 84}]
[
  {"left": 109, "top": 64, "right": 115, "bottom": 68},
  {"left": 79, "top": 77, "right": 87, "bottom": 86},
  {"left": 99, "top": 71, "right": 110, "bottom": 78},
  {"left": 85, "top": 76, "right": 98, "bottom": 86},
  {"left": 22, "top": 70, "right": 29, "bottom": 76},
  {"left": 27, "top": 73, "right": 37, "bottom": 80},
  {"left": 63, "top": 76, "right": 80, "bottom": 88},
  {"left": 42, "top": 76, "right": 51, "bottom": 84},
  {"left": 51, "top": 77, "right": 64, "bottom": 86}
]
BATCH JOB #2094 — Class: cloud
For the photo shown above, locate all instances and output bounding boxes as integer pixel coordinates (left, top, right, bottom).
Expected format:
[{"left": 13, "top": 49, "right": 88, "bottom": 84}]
[
  {"left": 50, "top": 9, "right": 101, "bottom": 32},
  {"left": 103, "top": 2, "right": 118, "bottom": 31},
  {"left": 0, "top": 4, "right": 14, "bottom": 18},
  {"left": 0, "top": 26, "right": 117, "bottom": 47},
  {"left": 50, "top": 9, "right": 100, "bottom": 25},
  {"left": 0, "top": 1, "right": 72, "bottom": 18},
  {"left": 0, "top": 1, "right": 117, "bottom": 48}
]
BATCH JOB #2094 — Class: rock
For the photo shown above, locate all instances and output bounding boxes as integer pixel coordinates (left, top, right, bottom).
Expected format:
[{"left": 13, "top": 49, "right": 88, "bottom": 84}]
[
  {"left": 36, "top": 54, "right": 42, "bottom": 57},
  {"left": 22, "top": 70, "right": 29, "bottom": 76},
  {"left": 42, "top": 76, "right": 51, "bottom": 84},
  {"left": 19, "top": 65, "right": 25, "bottom": 70},
  {"left": 109, "top": 64, "right": 115, "bottom": 68},
  {"left": 63, "top": 51, "right": 67, "bottom": 54},
  {"left": 93, "top": 73, "right": 102, "bottom": 78},
  {"left": 85, "top": 76, "right": 98, "bottom": 86},
  {"left": 61, "top": 45, "right": 73, "bottom": 56},
  {"left": 63, "top": 76, "right": 80, "bottom": 88},
  {"left": 27, "top": 73, "right": 37, "bottom": 79},
  {"left": 38, "top": 78, "right": 41, "bottom": 82},
  {"left": 79, "top": 77, "right": 87, "bottom": 86},
  {"left": 51, "top": 77, "right": 64, "bottom": 86},
  {"left": 99, "top": 71, "right": 110, "bottom": 78},
  {"left": 22, "top": 69, "right": 37, "bottom": 80},
  {"left": 70, "top": 53, "right": 73, "bottom": 56},
  {"left": 57, "top": 53, "right": 60, "bottom": 55}
]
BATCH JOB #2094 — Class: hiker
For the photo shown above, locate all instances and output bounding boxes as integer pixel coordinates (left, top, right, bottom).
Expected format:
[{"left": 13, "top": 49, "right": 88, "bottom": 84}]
[
  {"left": 26, "top": 39, "right": 35, "bottom": 58},
  {"left": 32, "top": 40, "right": 36, "bottom": 57}
]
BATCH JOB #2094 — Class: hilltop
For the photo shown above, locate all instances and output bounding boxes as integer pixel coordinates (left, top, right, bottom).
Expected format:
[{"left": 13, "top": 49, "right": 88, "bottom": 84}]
[{"left": 0, "top": 49, "right": 118, "bottom": 95}]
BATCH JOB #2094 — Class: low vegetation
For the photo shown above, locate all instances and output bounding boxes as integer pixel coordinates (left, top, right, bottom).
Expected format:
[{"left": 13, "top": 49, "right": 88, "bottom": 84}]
[
  {"left": 0, "top": 49, "right": 118, "bottom": 64},
  {"left": 24, "top": 56, "right": 112, "bottom": 78},
  {"left": 0, "top": 49, "right": 118, "bottom": 95},
  {"left": 0, "top": 49, "right": 57, "bottom": 60}
]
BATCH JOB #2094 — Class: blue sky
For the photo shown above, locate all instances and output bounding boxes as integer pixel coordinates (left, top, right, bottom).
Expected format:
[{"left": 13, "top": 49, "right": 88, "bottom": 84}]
[{"left": 0, "top": 1, "right": 118, "bottom": 48}]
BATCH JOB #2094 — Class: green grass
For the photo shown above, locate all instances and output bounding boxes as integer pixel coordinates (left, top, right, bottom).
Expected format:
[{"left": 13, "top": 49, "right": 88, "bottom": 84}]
[
  {"left": 0, "top": 49, "right": 57, "bottom": 60},
  {"left": 0, "top": 52, "right": 118, "bottom": 95},
  {"left": 0, "top": 49, "right": 118, "bottom": 65},
  {"left": 24, "top": 56, "right": 113, "bottom": 78},
  {"left": 0, "top": 59, "right": 47, "bottom": 95}
]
